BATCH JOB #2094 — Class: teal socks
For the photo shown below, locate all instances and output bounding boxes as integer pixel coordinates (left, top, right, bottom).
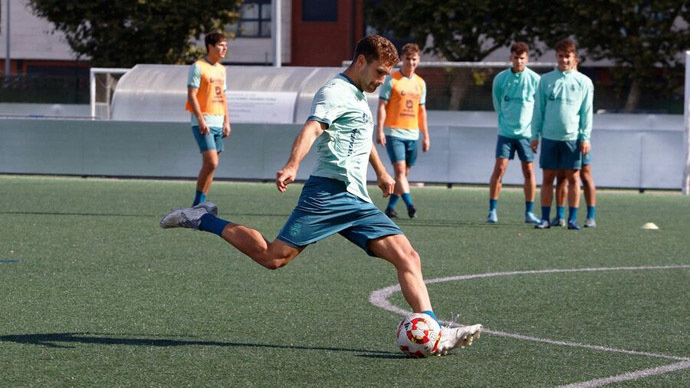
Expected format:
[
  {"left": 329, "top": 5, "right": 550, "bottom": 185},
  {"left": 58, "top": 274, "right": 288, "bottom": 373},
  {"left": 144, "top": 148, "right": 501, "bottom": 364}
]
[
  {"left": 387, "top": 194, "right": 400, "bottom": 210},
  {"left": 556, "top": 206, "right": 565, "bottom": 219},
  {"left": 525, "top": 201, "right": 534, "bottom": 214},
  {"left": 193, "top": 190, "right": 206, "bottom": 207},
  {"left": 541, "top": 206, "right": 551, "bottom": 222},
  {"left": 401, "top": 193, "right": 414, "bottom": 208},
  {"left": 568, "top": 207, "right": 578, "bottom": 222},
  {"left": 422, "top": 310, "right": 441, "bottom": 326}
]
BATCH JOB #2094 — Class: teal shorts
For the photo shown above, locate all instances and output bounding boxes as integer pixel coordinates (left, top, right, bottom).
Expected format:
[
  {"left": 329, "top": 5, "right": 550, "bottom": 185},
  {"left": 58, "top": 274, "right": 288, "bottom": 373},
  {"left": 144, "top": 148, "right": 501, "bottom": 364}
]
[
  {"left": 385, "top": 136, "right": 419, "bottom": 166},
  {"left": 582, "top": 150, "right": 591, "bottom": 165},
  {"left": 192, "top": 126, "right": 224, "bottom": 153},
  {"left": 277, "top": 176, "right": 403, "bottom": 256},
  {"left": 495, "top": 135, "right": 534, "bottom": 162},
  {"left": 539, "top": 138, "right": 581, "bottom": 170}
]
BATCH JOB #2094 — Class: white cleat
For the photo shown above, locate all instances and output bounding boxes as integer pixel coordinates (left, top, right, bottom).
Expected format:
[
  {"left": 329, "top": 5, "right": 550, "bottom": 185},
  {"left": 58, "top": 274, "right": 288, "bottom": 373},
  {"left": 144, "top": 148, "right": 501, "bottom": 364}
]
[
  {"left": 434, "top": 324, "right": 482, "bottom": 356},
  {"left": 159, "top": 202, "right": 215, "bottom": 230},
  {"left": 195, "top": 201, "right": 218, "bottom": 216}
]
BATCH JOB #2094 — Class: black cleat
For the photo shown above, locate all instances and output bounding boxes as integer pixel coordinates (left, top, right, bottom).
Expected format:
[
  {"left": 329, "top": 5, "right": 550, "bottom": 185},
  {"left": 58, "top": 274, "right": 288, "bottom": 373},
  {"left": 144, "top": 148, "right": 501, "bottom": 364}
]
[{"left": 385, "top": 207, "right": 398, "bottom": 218}]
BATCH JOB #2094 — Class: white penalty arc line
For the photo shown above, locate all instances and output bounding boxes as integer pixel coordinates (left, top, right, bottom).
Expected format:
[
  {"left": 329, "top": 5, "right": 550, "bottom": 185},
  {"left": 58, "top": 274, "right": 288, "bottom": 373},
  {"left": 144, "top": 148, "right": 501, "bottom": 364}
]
[
  {"left": 556, "top": 360, "right": 690, "bottom": 388},
  {"left": 369, "top": 265, "right": 690, "bottom": 384}
]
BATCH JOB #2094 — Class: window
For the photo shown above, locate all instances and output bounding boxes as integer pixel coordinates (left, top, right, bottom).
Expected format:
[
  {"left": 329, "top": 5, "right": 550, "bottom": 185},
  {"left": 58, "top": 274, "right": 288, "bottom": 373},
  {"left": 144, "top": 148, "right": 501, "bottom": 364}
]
[
  {"left": 303, "top": 0, "right": 337, "bottom": 22},
  {"left": 229, "top": 0, "right": 272, "bottom": 38}
]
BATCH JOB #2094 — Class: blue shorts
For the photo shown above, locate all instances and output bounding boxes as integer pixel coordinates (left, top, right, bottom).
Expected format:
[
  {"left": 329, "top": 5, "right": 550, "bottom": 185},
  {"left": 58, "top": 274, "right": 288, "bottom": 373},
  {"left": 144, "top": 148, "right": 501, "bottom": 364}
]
[
  {"left": 192, "top": 126, "right": 224, "bottom": 153},
  {"left": 277, "top": 176, "right": 403, "bottom": 256},
  {"left": 582, "top": 150, "right": 591, "bottom": 165},
  {"left": 385, "top": 136, "right": 419, "bottom": 166},
  {"left": 495, "top": 135, "right": 534, "bottom": 162},
  {"left": 539, "top": 138, "right": 582, "bottom": 170}
]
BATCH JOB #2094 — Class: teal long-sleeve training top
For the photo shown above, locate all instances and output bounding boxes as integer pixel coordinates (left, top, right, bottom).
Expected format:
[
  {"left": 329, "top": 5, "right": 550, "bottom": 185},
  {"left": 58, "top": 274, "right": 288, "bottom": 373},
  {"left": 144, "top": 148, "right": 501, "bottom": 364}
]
[{"left": 531, "top": 69, "right": 593, "bottom": 142}]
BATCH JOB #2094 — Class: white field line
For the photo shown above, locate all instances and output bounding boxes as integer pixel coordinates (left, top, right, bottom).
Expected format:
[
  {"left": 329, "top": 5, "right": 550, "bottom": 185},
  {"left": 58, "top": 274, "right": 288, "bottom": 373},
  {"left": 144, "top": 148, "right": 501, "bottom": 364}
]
[
  {"left": 556, "top": 360, "right": 690, "bottom": 388},
  {"left": 369, "top": 265, "right": 690, "bottom": 384}
]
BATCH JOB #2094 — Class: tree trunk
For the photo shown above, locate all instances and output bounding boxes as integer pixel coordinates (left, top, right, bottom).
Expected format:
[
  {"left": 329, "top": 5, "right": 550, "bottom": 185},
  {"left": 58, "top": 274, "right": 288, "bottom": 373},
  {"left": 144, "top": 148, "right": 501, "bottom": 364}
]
[
  {"left": 448, "top": 70, "right": 472, "bottom": 111},
  {"left": 623, "top": 78, "right": 641, "bottom": 113}
]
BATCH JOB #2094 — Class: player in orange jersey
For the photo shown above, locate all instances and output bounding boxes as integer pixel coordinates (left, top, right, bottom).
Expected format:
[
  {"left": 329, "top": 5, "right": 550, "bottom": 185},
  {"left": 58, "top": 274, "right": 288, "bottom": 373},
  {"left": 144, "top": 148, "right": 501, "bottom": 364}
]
[
  {"left": 186, "top": 31, "right": 231, "bottom": 207},
  {"left": 376, "top": 43, "right": 430, "bottom": 219}
]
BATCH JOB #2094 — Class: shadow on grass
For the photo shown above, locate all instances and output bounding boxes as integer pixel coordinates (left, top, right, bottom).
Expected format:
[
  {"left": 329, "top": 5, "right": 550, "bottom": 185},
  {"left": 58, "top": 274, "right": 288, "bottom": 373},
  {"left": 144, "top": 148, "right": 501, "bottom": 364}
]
[
  {"left": 3, "top": 210, "right": 505, "bottom": 228},
  {"left": 1, "top": 210, "right": 291, "bottom": 218},
  {"left": 0, "top": 332, "right": 400, "bottom": 357}
]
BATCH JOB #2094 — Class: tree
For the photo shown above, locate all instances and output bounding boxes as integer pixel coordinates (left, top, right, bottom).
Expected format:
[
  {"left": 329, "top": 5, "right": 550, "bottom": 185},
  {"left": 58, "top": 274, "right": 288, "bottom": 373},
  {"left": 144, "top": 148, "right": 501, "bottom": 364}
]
[
  {"left": 27, "top": 0, "right": 242, "bottom": 67},
  {"left": 366, "top": 0, "right": 542, "bottom": 109},
  {"left": 541, "top": 0, "right": 690, "bottom": 112}
]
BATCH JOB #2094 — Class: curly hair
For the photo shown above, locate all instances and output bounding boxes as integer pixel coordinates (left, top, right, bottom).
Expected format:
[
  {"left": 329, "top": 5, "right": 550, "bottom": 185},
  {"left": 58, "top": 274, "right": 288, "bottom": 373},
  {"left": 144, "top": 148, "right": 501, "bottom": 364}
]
[{"left": 353, "top": 35, "right": 399, "bottom": 68}]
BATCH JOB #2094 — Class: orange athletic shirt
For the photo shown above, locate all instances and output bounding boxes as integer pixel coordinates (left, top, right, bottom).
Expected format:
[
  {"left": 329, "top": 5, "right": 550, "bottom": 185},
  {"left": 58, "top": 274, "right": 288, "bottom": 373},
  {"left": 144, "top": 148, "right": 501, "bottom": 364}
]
[
  {"left": 185, "top": 59, "right": 227, "bottom": 116},
  {"left": 382, "top": 72, "right": 426, "bottom": 130}
]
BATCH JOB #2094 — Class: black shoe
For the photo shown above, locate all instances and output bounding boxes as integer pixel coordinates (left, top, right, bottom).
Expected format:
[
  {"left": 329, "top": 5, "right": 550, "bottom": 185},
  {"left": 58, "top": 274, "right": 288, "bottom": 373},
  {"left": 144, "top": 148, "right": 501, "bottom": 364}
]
[
  {"left": 385, "top": 207, "right": 398, "bottom": 218},
  {"left": 407, "top": 205, "right": 417, "bottom": 218}
]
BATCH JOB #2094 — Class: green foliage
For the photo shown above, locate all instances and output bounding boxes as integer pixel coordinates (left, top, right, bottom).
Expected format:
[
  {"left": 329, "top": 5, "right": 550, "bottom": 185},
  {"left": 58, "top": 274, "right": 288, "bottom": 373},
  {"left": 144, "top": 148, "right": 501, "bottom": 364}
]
[
  {"left": 367, "top": 0, "right": 690, "bottom": 111},
  {"left": 366, "top": 0, "right": 540, "bottom": 61},
  {"left": 27, "top": 0, "right": 242, "bottom": 67}
]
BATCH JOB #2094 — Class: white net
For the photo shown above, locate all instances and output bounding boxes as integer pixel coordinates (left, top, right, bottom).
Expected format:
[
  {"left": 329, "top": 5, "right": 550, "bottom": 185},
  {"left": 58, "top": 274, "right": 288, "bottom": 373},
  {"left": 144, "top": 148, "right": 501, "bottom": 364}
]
[{"left": 89, "top": 68, "right": 129, "bottom": 119}]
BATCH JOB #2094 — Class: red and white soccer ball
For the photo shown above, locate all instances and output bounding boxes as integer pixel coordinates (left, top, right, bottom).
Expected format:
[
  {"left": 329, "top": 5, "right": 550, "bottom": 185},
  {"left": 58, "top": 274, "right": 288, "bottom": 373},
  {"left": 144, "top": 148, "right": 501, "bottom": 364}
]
[{"left": 396, "top": 313, "right": 441, "bottom": 358}]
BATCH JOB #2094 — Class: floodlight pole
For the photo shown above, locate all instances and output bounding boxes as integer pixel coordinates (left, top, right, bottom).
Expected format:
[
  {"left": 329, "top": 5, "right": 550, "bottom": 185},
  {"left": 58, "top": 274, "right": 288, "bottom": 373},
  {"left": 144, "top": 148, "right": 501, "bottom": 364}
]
[
  {"left": 272, "top": 0, "right": 281, "bottom": 68},
  {"left": 4, "top": 0, "right": 10, "bottom": 77},
  {"left": 681, "top": 51, "right": 690, "bottom": 195}
]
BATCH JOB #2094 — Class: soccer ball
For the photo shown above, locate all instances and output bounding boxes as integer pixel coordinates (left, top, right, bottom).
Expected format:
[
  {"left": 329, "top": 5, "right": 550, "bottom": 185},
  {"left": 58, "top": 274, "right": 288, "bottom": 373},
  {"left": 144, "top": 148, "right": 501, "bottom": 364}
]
[{"left": 396, "top": 313, "right": 441, "bottom": 357}]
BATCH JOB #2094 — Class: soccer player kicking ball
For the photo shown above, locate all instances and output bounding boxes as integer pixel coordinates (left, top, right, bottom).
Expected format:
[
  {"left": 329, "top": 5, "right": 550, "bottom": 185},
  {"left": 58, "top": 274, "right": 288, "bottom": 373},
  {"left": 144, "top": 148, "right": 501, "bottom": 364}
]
[{"left": 161, "top": 35, "right": 481, "bottom": 356}]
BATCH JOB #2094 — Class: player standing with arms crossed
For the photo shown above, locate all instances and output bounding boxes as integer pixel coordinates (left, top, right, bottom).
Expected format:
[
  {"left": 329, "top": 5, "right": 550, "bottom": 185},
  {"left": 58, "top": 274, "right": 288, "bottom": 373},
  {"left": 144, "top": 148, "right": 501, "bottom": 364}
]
[
  {"left": 376, "top": 43, "right": 430, "bottom": 219},
  {"left": 531, "top": 39, "right": 593, "bottom": 230},
  {"left": 161, "top": 35, "right": 481, "bottom": 356},
  {"left": 487, "top": 42, "right": 541, "bottom": 224},
  {"left": 186, "top": 32, "right": 231, "bottom": 207}
]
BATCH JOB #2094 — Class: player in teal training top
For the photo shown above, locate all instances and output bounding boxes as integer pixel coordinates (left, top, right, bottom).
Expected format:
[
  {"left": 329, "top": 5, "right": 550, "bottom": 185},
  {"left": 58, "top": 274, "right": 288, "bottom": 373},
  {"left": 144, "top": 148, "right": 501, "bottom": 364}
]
[
  {"left": 530, "top": 38, "right": 593, "bottom": 230},
  {"left": 551, "top": 59, "right": 597, "bottom": 228},
  {"left": 487, "top": 42, "right": 540, "bottom": 225},
  {"left": 160, "top": 35, "right": 482, "bottom": 356}
]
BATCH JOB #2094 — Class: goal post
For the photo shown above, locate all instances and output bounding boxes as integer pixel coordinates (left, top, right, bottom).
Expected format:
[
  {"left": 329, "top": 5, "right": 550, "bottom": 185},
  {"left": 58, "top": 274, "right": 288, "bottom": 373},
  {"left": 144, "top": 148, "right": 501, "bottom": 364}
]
[
  {"left": 89, "top": 67, "right": 130, "bottom": 119},
  {"left": 681, "top": 50, "right": 690, "bottom": 195}
]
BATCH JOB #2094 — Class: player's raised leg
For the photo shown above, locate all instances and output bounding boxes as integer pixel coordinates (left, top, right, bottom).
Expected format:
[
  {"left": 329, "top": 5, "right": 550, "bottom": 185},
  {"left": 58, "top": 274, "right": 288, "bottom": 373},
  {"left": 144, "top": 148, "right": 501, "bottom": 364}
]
[{"left": 160, "top": 204, "right": 303, "bottom": 269}]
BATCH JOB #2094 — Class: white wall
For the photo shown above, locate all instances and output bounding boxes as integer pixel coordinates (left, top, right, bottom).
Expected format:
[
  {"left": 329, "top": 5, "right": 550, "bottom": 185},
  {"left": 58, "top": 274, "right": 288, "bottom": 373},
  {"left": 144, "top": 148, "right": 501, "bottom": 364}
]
[
  {"left": 0, "top": 0, "right": 76, "bottom": 61},
  {"left": 1, "top": 0, "right": 293, "bottom": 65}
]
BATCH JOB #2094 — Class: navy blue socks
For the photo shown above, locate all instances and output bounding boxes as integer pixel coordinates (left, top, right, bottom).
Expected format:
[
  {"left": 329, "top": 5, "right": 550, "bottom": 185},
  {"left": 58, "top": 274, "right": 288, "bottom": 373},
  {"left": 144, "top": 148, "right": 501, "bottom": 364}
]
[{"left": 199, "top": 213, "right": 229, "bottom": 236}]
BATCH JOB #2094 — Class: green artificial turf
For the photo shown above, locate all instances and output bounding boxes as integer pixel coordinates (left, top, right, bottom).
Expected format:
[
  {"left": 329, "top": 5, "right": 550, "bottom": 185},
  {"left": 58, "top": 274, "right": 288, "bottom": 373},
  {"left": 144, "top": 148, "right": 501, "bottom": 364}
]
[{"left": 1, "top": 176, "right": 688, "bottom": 387}]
